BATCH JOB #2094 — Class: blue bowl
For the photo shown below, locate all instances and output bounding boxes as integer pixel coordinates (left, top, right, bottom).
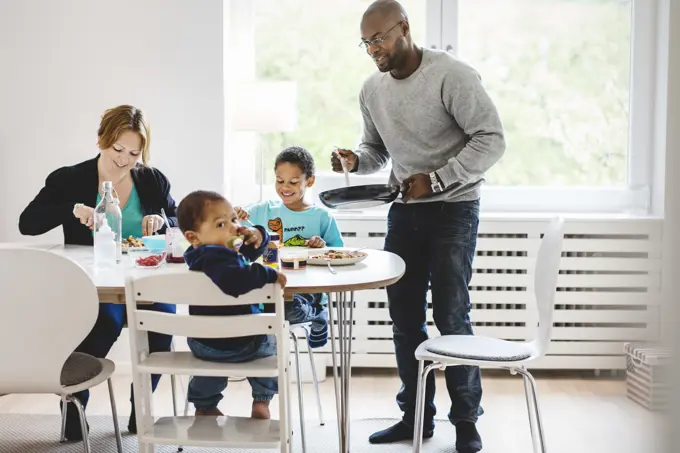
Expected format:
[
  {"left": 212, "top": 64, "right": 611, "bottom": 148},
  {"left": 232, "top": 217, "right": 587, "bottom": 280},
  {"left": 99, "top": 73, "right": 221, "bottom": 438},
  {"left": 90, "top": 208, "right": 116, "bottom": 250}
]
[{"left": 142, "top": 235, "right": 166, "bottom": 253}]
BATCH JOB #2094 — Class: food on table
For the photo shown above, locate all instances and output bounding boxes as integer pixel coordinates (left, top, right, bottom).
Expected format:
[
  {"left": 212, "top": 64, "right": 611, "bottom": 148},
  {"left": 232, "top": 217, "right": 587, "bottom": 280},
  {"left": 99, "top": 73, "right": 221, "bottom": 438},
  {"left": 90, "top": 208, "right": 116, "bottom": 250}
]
[
  {"left": 122, "top": 236, "right": 145, "bottom": 249},
  {"left": 310, "top": 250, "right": 361, "bottom": 260},
  {"left": 135, "top": 252, "right": 166, "bottom": 267}
]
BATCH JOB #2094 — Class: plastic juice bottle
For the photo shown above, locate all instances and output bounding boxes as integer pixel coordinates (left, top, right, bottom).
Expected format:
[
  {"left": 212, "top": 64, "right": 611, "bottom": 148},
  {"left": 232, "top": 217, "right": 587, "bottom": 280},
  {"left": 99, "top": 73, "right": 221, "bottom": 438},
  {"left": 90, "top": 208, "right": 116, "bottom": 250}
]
[
  {"left": 263, "top": 233, "right": 280, "bottom": 268},
  {"left": 93, "top": 181, "right": 122, "bottom": 263},
  {"left": 93, "top": 217, "right": 116, "bottom": 268}
]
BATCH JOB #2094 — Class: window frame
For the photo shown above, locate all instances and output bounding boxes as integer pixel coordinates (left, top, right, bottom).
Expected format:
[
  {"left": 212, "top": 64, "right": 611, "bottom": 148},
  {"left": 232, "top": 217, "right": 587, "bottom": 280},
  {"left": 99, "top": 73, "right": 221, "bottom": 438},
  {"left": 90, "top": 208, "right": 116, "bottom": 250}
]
[{"left": 226, "top": 0, "right": 662, "bottom": 214}]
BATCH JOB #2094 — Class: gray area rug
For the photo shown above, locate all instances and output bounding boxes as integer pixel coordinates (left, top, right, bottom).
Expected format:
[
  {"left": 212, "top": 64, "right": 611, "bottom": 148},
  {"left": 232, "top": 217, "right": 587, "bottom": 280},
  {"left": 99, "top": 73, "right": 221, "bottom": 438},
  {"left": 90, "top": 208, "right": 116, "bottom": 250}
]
[{"left": 0, "top": 415, "right": 457, "bottom": 452}]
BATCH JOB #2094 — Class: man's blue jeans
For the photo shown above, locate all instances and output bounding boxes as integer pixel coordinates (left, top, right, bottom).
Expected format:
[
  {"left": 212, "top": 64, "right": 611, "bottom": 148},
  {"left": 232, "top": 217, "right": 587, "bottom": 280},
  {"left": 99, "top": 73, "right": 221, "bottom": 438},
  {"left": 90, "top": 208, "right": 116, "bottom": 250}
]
[
  {"left": 384, "top": 200, "right": 483, "bottom": 432},
  {"left": 187, "top": 336, "right": 278, "bottom": 410}
]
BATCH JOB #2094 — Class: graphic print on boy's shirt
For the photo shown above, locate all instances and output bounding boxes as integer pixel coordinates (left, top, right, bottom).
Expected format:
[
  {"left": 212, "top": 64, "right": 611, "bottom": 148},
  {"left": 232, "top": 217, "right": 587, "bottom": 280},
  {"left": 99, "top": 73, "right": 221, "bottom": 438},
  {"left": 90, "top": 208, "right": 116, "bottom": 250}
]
[
  {"left": 267, "top": 217, "right": 308, "bottom": 246},
  {"left": 246, "top": 200, "right": 344, "bottom": 248}
]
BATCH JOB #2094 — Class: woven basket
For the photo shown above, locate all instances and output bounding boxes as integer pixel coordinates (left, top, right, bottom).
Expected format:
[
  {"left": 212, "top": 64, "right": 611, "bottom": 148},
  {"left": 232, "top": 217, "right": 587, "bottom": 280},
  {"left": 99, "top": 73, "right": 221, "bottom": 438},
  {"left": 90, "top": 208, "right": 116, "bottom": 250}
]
[{"left": 623, "top": 343, "right": 670, "bottom": 411}]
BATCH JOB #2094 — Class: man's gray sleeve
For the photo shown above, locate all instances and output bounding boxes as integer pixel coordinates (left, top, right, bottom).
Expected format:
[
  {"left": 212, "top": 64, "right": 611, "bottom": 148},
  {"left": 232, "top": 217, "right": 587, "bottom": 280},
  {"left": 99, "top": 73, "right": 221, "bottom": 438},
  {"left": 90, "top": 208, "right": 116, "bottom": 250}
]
[
  {"left": 354, "top": 88, "right": 390, "bottom": 175},
  {"left": 435, "top": 66, "right": 506, "bottom": 188}
]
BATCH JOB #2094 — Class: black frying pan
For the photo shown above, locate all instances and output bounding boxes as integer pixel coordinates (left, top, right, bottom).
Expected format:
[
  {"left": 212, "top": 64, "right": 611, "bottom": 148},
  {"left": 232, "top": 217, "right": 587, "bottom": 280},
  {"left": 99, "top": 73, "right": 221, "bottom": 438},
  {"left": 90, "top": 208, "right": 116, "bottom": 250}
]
[{"left": 318, "top": 184, "right": 403, "bottom": 209}]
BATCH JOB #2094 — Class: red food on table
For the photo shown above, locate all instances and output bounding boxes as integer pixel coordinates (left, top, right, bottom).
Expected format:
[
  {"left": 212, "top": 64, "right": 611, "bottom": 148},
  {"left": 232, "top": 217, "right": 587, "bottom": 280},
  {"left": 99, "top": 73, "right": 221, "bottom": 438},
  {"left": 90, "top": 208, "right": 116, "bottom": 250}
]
[{"left": 135, "top": 253, "right": 166, "bottom": 267}]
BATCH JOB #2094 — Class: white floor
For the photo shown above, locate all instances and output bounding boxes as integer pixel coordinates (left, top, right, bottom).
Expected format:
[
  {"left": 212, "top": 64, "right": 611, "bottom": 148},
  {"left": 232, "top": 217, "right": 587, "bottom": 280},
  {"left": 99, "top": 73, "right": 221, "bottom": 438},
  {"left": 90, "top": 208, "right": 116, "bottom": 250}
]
[{"left": 0, "top": 368, "right": 665, "bottom": 453}]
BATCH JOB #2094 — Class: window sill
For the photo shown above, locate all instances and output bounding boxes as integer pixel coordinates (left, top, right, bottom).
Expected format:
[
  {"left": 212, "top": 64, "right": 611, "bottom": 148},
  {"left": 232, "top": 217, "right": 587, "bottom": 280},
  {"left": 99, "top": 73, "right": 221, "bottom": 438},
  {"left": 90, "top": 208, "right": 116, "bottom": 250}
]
[{"left": 330, "top": 209, "right": 662, "bottom": 222}]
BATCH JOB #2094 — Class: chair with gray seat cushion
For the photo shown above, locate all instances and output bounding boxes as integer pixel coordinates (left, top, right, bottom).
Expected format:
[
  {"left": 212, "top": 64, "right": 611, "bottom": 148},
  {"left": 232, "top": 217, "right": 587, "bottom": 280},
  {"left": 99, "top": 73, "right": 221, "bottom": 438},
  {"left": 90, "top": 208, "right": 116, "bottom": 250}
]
[
  {"left": 412, "top": 217, "right": 565, "bottom": 453},
  {"left": 60, "top": 352, "right": 103, "bottom": 387},
  {"left": 0, "top": 246, "right": 122, "bottom": 453}
]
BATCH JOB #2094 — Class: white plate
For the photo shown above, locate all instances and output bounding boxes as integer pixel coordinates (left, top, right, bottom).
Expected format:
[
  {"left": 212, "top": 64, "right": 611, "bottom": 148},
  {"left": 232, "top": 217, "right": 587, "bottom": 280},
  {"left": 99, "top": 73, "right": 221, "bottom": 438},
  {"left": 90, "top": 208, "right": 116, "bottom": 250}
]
[
  {"left": 307, "top": 248, "right": 369, "bottom": 266},
  {"left": 122, "top": 246, "right": 148, "bottom": 254}
]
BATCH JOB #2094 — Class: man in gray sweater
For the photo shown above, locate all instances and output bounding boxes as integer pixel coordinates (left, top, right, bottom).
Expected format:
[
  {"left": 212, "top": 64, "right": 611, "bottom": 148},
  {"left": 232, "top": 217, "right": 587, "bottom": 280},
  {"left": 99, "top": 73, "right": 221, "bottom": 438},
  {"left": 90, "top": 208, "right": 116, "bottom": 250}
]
[{"left": 332, "top": 1, "right": 505, "bottom": 451}]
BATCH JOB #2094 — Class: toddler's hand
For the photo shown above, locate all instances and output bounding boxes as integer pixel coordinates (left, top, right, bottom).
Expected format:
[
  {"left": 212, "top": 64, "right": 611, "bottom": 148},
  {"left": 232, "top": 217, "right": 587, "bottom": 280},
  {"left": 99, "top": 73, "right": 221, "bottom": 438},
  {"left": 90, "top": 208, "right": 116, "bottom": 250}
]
[
  {"left": 276, "top": 271, "right": 288, "bottom": 288},
  {"left": 234, "top": 206, "right": 250, "bottom": 222},
  {"left": 237, "top": 226, "right": 263, "bottom": 248},
  {"left": 306, "top": 236, "right": 326, "bottom": 248}
]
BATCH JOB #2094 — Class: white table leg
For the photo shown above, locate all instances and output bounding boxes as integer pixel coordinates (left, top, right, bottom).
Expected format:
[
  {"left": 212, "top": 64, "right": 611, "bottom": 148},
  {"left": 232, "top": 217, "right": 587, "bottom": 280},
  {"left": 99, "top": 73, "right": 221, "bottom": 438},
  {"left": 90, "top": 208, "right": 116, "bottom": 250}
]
[
  {"left": 329, "top": 291, "right": 354, "bottom": 453},
  {"left": 327, "top": 293, "right": 342, "bottom": 453}
]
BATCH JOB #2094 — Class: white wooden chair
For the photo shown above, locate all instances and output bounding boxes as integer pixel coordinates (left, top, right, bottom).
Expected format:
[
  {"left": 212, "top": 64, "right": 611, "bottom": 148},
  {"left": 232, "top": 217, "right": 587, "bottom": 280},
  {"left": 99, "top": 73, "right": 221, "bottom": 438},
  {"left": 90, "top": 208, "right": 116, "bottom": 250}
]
[
  {"left": 412, "top": 216, "right": 565, "bottom": 453},
  {"left": 177, "top": 322, "right": 323, "bottom": 453},
  {"left": 0, "top": 246, "right": 122, "bottom": 453},
  {"left": 125, "top": 271, "right": 292, "bottom": 452}
]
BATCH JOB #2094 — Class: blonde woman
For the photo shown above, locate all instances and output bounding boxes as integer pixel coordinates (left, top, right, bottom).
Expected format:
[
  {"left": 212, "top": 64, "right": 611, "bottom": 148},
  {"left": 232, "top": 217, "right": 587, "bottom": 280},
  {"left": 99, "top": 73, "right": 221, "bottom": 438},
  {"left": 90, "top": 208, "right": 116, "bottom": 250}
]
[{"left": 19, "top": 105, "right": 177, "bottom": 441}]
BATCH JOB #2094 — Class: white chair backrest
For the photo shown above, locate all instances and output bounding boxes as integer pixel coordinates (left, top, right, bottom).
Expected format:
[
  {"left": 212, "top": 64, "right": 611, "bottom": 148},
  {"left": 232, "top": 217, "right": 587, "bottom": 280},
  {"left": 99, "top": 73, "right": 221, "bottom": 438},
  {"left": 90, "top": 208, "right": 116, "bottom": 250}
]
[
  {"left": 126, "top": 270, "right": 292, "bottom": 449},
  {"left": 531, "top": 217, "right": 565, "bottom": 356},
  {"left": 0, "top": 247, "right": 99, "bottom": 393},
  {"left": 125, "top": 270, "right": 285, "bottom": 343}
]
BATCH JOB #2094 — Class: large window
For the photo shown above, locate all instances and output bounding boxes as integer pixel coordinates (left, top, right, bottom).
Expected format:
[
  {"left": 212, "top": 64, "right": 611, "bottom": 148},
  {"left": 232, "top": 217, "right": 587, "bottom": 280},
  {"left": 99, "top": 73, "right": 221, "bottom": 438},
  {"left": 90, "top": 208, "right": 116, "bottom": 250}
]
[
  {"left": 253, "top": 0, "right": 426, "bottom": 180},
  {"left": 458, "top": 0, "right": 631, "bottom": 187},
  {"left": 228, "top": 0, "right": 658, "bottom": 212}
]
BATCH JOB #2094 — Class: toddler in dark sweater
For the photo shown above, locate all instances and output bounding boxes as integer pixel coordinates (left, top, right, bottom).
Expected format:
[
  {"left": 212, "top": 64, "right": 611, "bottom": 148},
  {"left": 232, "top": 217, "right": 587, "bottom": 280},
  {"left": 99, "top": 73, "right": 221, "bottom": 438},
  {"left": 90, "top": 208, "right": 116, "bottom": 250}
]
[{"left": 177, "top": 190, "right": 286, "bottom": 419}]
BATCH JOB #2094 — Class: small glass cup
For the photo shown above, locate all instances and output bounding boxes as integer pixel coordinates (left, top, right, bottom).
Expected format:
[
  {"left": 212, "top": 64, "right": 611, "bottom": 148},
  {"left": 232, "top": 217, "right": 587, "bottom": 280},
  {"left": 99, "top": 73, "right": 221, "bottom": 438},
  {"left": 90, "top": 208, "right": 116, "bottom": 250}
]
[{"left": 166, "top": 227, "right": 187, "bottom": 263}]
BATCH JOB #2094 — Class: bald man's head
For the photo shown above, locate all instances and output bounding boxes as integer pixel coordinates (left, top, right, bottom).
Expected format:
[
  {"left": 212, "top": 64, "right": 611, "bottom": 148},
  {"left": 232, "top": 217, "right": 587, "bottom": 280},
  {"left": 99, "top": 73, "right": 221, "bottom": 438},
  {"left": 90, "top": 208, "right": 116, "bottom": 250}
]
[
  {"left": 360, "top": 0, "right": 415, "bottom": 74},
  {"left": 362, "top": 0, "right": 409, "bottom": 23}
]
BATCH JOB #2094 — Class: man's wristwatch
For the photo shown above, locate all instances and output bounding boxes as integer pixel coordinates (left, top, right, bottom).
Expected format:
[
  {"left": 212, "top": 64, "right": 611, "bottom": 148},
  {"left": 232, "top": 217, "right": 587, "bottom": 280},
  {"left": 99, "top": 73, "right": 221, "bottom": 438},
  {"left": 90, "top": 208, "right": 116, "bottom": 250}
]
[{"left": 429, "top": 171, "right": 443, "bottom": 193}]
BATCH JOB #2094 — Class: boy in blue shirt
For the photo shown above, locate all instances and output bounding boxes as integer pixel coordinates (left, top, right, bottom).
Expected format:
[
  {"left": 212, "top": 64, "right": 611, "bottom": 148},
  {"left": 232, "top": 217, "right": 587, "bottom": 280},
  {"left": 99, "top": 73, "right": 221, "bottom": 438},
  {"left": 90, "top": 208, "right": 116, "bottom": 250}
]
[
  {"left": 236, "top": 146, "right": 343, "bottom": 349},
  {"left": 177, "top": 190, "right": 286, "bottom": 419}
]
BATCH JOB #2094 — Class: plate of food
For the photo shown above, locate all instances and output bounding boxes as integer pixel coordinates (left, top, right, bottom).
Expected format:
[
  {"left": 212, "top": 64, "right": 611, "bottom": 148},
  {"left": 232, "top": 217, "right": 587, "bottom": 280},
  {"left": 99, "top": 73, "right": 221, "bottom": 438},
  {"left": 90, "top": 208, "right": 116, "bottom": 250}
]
[
  {"left": 121, "top": 236, "right": 147, "bottom": 253},
  {"left": 307, "top": 248, "right": 368, "bottom": 266}
]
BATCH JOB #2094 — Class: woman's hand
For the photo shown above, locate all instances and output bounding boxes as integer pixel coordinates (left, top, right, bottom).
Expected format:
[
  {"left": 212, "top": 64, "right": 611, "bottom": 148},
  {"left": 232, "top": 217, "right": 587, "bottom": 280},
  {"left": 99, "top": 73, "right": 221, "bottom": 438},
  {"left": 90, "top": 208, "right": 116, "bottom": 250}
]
[
  {"left": 73, "top": 204, "right": 95, "bottom": 229},
  {"left": 234, "top": 206, "right": 250, "bottom": 222},
  {"left": 306, "top": 236, "right": 326, "bottom": 248},
  {"left": 142, "top": 215, "right": 165, "bottom": 236},
  {"left": 237, "top": 226, "right": 264, "bottom": 249}
]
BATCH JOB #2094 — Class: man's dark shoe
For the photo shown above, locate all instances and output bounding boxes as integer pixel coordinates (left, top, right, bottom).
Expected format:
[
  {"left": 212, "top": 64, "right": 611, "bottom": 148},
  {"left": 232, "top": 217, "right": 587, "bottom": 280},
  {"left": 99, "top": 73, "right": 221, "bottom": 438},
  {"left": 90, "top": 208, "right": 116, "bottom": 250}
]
[
  {"left": 128, "top": 408, "right": 137, "bottom": 434},
  {"left": 455, "top": 421, "right": 482, "bottom": 453}
]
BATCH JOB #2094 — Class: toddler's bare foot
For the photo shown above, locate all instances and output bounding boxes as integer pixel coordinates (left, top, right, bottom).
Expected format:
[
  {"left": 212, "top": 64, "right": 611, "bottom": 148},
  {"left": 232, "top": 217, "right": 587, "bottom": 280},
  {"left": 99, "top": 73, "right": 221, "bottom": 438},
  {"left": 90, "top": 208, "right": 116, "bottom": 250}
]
[
  {"left": 251, "top": 400, "right": 271, "bottom": 419},
  {"left": 195, "top": 408, "right": 224, "bottom": 417}
]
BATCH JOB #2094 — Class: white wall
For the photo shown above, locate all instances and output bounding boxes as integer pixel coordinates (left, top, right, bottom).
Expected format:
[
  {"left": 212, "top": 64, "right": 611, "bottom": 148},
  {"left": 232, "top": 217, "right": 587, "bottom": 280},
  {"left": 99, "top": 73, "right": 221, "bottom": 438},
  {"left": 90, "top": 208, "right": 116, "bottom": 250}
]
[
  {"left": 661, "top": 0, "right": 679, "bottom": 342},
  {"left": 0, "top": 0, "right": 225, "bottom": 243},
  {"left": 662, "top": 0, "right": 680, "bottom": 450}
]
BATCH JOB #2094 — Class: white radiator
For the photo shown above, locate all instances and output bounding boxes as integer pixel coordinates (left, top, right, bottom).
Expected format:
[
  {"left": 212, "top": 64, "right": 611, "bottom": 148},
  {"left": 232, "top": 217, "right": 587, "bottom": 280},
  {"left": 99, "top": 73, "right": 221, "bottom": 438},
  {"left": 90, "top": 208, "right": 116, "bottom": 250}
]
[{"left": 315, "top": 213, "right": 663, "bottom": 371}]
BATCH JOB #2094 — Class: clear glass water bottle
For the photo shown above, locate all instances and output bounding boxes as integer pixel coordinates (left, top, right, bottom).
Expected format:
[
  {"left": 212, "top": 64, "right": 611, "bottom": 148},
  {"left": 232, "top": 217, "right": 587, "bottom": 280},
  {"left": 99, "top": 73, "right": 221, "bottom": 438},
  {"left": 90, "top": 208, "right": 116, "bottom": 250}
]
[{"left": 94, "top": 181, "right": 122, "bottom": 264}]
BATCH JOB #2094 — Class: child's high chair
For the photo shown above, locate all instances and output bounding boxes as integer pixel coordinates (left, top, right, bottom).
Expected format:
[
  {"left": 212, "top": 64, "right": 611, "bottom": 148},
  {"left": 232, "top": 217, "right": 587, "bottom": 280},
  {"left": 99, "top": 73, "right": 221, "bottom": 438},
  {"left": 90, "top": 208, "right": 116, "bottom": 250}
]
[{"left": 125, "top": 271, "right": 293, "bottom": 452}]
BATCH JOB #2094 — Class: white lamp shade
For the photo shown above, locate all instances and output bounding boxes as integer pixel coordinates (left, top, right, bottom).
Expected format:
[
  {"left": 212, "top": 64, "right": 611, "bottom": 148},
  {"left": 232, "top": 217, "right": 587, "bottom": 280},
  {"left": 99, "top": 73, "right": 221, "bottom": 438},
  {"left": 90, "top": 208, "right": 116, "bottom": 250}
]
[{"left": 229, "top": 81, "right": 298, "bottom": 133}]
